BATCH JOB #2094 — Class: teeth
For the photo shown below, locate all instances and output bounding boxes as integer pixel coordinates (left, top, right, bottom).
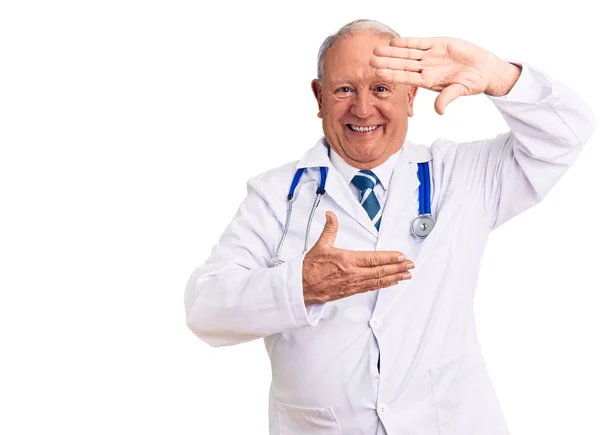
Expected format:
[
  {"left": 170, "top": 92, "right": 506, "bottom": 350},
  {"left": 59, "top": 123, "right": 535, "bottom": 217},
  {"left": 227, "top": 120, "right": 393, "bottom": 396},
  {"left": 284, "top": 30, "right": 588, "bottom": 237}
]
[{"left": 349, "top": 125, "right": 378, "bottom": 132}]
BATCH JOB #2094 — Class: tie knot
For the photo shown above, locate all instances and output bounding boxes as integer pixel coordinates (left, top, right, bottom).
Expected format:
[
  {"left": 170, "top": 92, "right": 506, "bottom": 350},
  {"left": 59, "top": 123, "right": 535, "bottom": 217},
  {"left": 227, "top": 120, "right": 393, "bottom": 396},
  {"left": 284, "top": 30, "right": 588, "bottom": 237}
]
[{"left": 351, "top": 170, "right": 379, "bottom": 191}]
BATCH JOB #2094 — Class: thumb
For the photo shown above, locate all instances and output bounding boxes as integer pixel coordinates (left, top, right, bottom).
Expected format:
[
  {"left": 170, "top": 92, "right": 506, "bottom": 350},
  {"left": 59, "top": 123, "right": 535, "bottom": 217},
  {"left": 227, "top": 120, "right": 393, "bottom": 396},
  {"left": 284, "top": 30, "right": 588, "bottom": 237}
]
[
  {"left": 434, "top": 83, "right": 467, "bottom": 115},
  {"left": 315, "top": 211, "right": 338, "bottom": 247}
]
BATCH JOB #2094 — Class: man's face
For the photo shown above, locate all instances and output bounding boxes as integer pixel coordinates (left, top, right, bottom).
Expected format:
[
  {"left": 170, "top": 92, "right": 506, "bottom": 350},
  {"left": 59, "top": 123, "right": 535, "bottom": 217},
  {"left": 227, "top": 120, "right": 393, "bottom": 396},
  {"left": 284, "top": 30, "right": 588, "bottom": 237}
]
[{"left": 312, "top": 30, "right": 417, "bottom": 170}]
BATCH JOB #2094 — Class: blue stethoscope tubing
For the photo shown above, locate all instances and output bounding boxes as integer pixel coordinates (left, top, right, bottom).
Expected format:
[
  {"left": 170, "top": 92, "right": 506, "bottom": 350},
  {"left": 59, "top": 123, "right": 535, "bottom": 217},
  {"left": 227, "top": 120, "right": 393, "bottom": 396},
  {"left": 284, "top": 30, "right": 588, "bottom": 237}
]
[
  {"left": 412, "top": 162, "right": 436, "bottom": 238},
  {"left": 272, "top": 163, "right": 434, "bottom": 265}
]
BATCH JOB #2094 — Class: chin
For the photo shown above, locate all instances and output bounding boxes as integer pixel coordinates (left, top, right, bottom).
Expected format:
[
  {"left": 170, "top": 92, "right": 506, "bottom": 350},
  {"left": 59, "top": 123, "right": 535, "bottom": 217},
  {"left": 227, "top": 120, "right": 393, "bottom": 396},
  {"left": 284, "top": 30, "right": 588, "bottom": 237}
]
[
  {"left": 346, "top": 142, "right": 383, "bottom": 156},
  {"left": 347, "top": 149, "right": 383, "bottom": 164}
]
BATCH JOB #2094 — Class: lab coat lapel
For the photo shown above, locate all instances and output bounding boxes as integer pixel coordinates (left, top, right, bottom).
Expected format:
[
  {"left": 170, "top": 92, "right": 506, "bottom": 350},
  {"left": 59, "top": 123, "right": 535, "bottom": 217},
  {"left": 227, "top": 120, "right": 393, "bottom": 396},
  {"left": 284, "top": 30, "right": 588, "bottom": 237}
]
[
  {"left": 374, "top": 141, "right": 432, "bottom": 317},
  {"left": 377, "top": 144, "right": 422, "bottom": 238},
  {"left": 324, "top": 169, "right": 379, "bottom": 238},
  {"left": 296, "top": 139, "right": 378, "bottom": 238}
]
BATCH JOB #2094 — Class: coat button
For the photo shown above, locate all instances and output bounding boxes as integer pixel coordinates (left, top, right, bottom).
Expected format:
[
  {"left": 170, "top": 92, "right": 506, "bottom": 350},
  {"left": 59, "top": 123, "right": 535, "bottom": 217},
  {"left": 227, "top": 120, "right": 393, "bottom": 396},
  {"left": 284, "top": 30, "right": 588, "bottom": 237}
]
[
  {"left": 378, "top": 405, "right": 386, "bottom": 414},
  {"left": 369, "top": 318, "right": 380, "bottom": 329}
]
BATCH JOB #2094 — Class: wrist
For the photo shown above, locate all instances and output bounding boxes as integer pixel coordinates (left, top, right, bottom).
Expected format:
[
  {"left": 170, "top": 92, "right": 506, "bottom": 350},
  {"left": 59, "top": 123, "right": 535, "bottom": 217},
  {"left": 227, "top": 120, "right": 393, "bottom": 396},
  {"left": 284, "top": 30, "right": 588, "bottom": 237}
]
[{"left": 484, "top": 58, "right": 522, "bottom": 97}]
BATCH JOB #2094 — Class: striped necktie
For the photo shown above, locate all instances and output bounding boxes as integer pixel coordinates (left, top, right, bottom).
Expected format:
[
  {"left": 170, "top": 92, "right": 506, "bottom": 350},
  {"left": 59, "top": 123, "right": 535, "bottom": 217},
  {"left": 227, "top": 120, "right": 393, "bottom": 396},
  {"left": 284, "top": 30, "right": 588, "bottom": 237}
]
[{"left": 351, "top": 170, "right": 382, "bottom": 231}]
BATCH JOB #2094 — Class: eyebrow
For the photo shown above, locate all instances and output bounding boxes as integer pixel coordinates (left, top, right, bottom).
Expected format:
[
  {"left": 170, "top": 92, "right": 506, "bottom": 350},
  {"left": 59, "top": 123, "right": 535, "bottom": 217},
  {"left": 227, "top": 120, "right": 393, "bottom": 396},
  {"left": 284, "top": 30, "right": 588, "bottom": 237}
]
[
  {"left": 328, "top": 78, "right": 395, "bottom": 89},
  {"left": 327, "top": 78, "right": 352, "bottom": 86}
]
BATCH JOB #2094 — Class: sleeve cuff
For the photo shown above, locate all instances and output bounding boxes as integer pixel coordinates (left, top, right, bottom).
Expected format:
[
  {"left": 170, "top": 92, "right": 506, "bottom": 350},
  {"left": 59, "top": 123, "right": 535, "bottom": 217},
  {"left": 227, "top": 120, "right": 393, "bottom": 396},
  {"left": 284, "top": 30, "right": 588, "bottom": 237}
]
[
  {"left": 486, "top": 61, "right": 553, "bottom": 103},
  {"left": 285, "top": 253, "right": 326, "bottom": 327}
]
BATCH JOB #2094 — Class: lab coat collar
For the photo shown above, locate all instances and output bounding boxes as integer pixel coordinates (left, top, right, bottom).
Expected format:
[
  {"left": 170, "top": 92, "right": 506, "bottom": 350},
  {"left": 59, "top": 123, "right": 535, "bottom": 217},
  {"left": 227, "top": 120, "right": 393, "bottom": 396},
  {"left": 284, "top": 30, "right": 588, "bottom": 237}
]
[
  {"left": 295, "top": 137, "right": 332, "bottom": 169},
  {"left": 402, "top": 139, "right": 433, "bottom": 163}
]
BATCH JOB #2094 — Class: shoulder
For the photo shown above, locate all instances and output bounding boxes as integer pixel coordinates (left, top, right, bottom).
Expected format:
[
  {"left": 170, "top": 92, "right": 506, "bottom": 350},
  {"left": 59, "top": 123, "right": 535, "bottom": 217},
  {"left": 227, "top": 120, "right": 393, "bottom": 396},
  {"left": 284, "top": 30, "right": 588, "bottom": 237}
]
[
  {"left": 403, "top": 138, "right": 470, "bottom": 164},
  {"left": 246, "top": 137, "right": 328, "bottom": 198},
  {"left": 247, "top": 159, "right": 300, "bottom": 200},
  {"left": 430, "top": 133, "right": 512, "bottom": 164},
  {"left": 431, "top": 137, "right": 459, "bottom": 157}
]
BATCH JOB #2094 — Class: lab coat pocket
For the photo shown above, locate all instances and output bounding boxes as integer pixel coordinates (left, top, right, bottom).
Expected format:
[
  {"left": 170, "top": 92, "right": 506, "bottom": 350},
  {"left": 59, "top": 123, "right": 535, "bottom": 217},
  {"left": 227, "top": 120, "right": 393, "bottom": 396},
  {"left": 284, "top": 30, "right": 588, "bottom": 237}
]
[
  {"left": 276, "top": 400, "right": 342, "bottom": 435},
  {"left": 428, "top": 350, "right": 508, "bottom": 435}
]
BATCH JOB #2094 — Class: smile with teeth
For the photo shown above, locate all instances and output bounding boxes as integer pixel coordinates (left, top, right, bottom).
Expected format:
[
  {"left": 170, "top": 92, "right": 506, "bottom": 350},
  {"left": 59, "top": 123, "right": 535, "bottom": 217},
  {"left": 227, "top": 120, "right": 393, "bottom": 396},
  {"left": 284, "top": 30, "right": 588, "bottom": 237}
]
[{"left": 348, "top": 124, "right": 380, "bottom": 133}]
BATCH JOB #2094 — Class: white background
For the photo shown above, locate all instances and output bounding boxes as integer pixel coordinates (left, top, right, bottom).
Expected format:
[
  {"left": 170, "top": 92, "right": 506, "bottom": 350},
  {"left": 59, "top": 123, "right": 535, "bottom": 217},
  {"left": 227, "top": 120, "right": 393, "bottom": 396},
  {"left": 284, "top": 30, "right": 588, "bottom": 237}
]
[{"left": 1, "top": 0, "right": 598, "bottom": 434}]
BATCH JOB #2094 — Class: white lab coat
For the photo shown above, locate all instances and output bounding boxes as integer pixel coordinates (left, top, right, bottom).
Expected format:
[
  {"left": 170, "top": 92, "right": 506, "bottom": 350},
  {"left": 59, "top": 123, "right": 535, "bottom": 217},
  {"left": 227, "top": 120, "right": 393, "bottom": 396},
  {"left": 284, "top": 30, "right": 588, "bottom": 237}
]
[{"left": 185, "top": 63, "right": 595, "bottom": 435}]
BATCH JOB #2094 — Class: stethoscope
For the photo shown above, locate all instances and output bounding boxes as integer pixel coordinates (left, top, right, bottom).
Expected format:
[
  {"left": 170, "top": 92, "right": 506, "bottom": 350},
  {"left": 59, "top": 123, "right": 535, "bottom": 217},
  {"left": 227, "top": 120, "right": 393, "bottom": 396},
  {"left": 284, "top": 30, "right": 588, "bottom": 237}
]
[{"left": 271, "top": 162, "right": 435, "bottom": 266}]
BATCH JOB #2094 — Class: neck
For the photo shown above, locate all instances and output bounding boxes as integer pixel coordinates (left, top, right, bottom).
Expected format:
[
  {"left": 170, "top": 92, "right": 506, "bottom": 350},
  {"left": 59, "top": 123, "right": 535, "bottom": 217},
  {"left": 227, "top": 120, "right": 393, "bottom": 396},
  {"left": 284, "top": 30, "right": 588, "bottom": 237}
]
[{"left": 336, "top": 145, "right": 404, "bottom": 170}]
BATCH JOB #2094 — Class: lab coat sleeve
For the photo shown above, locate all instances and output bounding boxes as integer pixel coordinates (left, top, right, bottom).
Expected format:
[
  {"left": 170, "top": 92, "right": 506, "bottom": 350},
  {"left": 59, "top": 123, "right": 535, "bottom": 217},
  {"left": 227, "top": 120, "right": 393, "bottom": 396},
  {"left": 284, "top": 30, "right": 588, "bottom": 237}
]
[
  {"left": 457, "top": 62, "right": 595, "bottom": 230},
  {"left": 184, "top": 177, "right": 325, "bottom": 348}
]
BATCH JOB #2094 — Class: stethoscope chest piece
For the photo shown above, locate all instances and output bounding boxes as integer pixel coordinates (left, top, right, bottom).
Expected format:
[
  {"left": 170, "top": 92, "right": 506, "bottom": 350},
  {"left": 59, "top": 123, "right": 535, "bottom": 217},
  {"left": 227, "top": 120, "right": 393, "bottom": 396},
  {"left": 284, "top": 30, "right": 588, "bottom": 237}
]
[{"left": 411, "top": 213, "right": 435, "bottom": 238}]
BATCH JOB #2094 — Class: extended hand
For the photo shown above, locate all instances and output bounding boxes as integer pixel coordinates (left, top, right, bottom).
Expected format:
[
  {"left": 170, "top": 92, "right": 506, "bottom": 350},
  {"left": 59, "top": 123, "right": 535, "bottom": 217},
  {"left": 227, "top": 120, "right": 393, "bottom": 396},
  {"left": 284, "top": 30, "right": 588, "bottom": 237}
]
[
  {"left": 370, "top": 37, "right": 520, "bottom": 115},
  {"left": 302, "top": 211, "right": 414, "bottom": 307}
]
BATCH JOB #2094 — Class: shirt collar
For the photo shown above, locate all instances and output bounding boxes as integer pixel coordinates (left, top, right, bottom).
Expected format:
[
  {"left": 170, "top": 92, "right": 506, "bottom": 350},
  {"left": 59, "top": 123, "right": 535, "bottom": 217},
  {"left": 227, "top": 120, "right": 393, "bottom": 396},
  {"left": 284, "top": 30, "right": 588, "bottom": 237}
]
[{"left": 329, "top": 145, "right": 403, "bottom": 191}]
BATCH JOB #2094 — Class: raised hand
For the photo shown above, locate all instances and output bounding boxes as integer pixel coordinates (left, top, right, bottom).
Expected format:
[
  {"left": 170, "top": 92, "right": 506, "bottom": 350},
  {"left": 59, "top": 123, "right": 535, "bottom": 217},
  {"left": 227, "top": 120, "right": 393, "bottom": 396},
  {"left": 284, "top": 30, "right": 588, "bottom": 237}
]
[
  {"left": 370, "top": 36, "right": 521, "bottom": 115},
  {"left": 302, "top": 211, "right": 414, "bottom": 307}
]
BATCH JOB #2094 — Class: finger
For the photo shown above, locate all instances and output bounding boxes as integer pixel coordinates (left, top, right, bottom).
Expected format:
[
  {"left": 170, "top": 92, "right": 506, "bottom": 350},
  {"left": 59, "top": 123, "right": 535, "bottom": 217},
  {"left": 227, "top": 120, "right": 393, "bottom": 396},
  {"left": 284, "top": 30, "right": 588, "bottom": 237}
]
[
  {"left": 360, "top": 261, "right": 415, "bottom": 280},
  {"left": 361, "top": 280, "right": 400, "bottom": 294},
  {"left": 315, "top": 211, "right": 338, "bottom": 247},
  {"left": 370, "top": 56, "right": 422, "bottom": 73},
  {"left": 349, "top": 251, "right": 409, "bottom": 267},
  {"left": 374, "top": 68, "right": 425, "bottom": 88},
  {"left": 355, "top": 271, "right": 413, "bottom": 294},
  {"left": 373, "top": 45, "right": 426, "bottom": 60},
  {"left": 434, "top": 83, "right": 468, "bottom": 115},
  {"left": 390, "top": 37, "right": 438, "bottom": 50}
]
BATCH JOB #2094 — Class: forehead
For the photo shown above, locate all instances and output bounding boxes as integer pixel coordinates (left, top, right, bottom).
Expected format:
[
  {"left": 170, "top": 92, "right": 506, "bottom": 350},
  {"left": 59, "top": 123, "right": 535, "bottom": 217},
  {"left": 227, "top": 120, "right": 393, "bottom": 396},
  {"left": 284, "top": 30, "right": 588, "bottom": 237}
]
[{"left": 323, "top": 30, "right": 392, "bottom": 83}]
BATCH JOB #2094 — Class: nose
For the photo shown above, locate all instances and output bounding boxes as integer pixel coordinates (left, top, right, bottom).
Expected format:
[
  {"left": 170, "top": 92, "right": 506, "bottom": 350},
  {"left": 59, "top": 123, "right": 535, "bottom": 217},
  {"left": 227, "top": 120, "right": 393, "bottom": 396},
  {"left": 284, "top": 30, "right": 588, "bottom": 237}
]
[{"left": 350, "top": 91, "right": 374, "bottom": 118}]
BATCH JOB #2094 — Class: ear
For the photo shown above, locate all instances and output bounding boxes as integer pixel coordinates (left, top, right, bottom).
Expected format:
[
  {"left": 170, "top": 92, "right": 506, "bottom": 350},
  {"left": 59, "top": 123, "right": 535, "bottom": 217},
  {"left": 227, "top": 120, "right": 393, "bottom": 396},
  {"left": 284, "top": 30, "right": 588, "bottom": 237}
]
[
  {"left": 311, "top": 79, "right": 323, "bottom": 119},
  {"left": 406, "top": 85, "right": 418, "bottom": 117}
]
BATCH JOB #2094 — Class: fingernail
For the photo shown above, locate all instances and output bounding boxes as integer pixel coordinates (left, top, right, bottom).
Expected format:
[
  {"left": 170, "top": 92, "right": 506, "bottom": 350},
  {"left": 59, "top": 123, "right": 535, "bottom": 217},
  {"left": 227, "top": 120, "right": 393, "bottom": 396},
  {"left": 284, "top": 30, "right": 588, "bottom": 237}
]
[
  {"left": 403, "top": 272, "right": 412, "bottom": 279},
  {"left": 407, "top": 263, "right": 415, "bottom": 270},
  {"left": 398, "top": 255, "right": 406, "bottom": 262}
]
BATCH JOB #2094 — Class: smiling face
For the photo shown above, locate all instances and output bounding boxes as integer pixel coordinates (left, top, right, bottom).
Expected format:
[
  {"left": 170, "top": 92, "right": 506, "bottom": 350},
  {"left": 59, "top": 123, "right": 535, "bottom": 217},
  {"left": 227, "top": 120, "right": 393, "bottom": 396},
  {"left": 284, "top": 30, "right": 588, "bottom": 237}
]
[{"left": 312, "top": 30, "right": 417, "bottom": 170}]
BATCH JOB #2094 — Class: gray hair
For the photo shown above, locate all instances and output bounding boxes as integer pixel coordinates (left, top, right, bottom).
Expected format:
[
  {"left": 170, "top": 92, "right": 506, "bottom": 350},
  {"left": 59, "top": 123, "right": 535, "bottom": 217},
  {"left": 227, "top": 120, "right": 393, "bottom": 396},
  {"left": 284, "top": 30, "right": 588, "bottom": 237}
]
[{"left": 317, "top": 19, "right": 401, "bottom": 81}]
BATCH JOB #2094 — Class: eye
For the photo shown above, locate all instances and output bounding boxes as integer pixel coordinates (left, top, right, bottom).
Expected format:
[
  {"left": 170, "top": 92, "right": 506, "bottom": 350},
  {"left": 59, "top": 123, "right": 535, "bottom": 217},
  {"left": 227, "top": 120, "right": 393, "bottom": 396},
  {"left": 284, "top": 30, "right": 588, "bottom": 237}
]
[
  {"left": 336, "top": 86, "right": 352, "bottom": 94},
  {"left": 375, "top": 85, "right": 388, "bottom": 93}
]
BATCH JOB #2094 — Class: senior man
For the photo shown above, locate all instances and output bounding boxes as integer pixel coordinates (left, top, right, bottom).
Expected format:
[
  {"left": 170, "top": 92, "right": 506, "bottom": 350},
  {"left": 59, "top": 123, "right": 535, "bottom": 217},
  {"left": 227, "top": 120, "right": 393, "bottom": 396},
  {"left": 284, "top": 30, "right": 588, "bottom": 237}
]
[{"left": 185, "top": 19, "right": 595, "bottom": 435}]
